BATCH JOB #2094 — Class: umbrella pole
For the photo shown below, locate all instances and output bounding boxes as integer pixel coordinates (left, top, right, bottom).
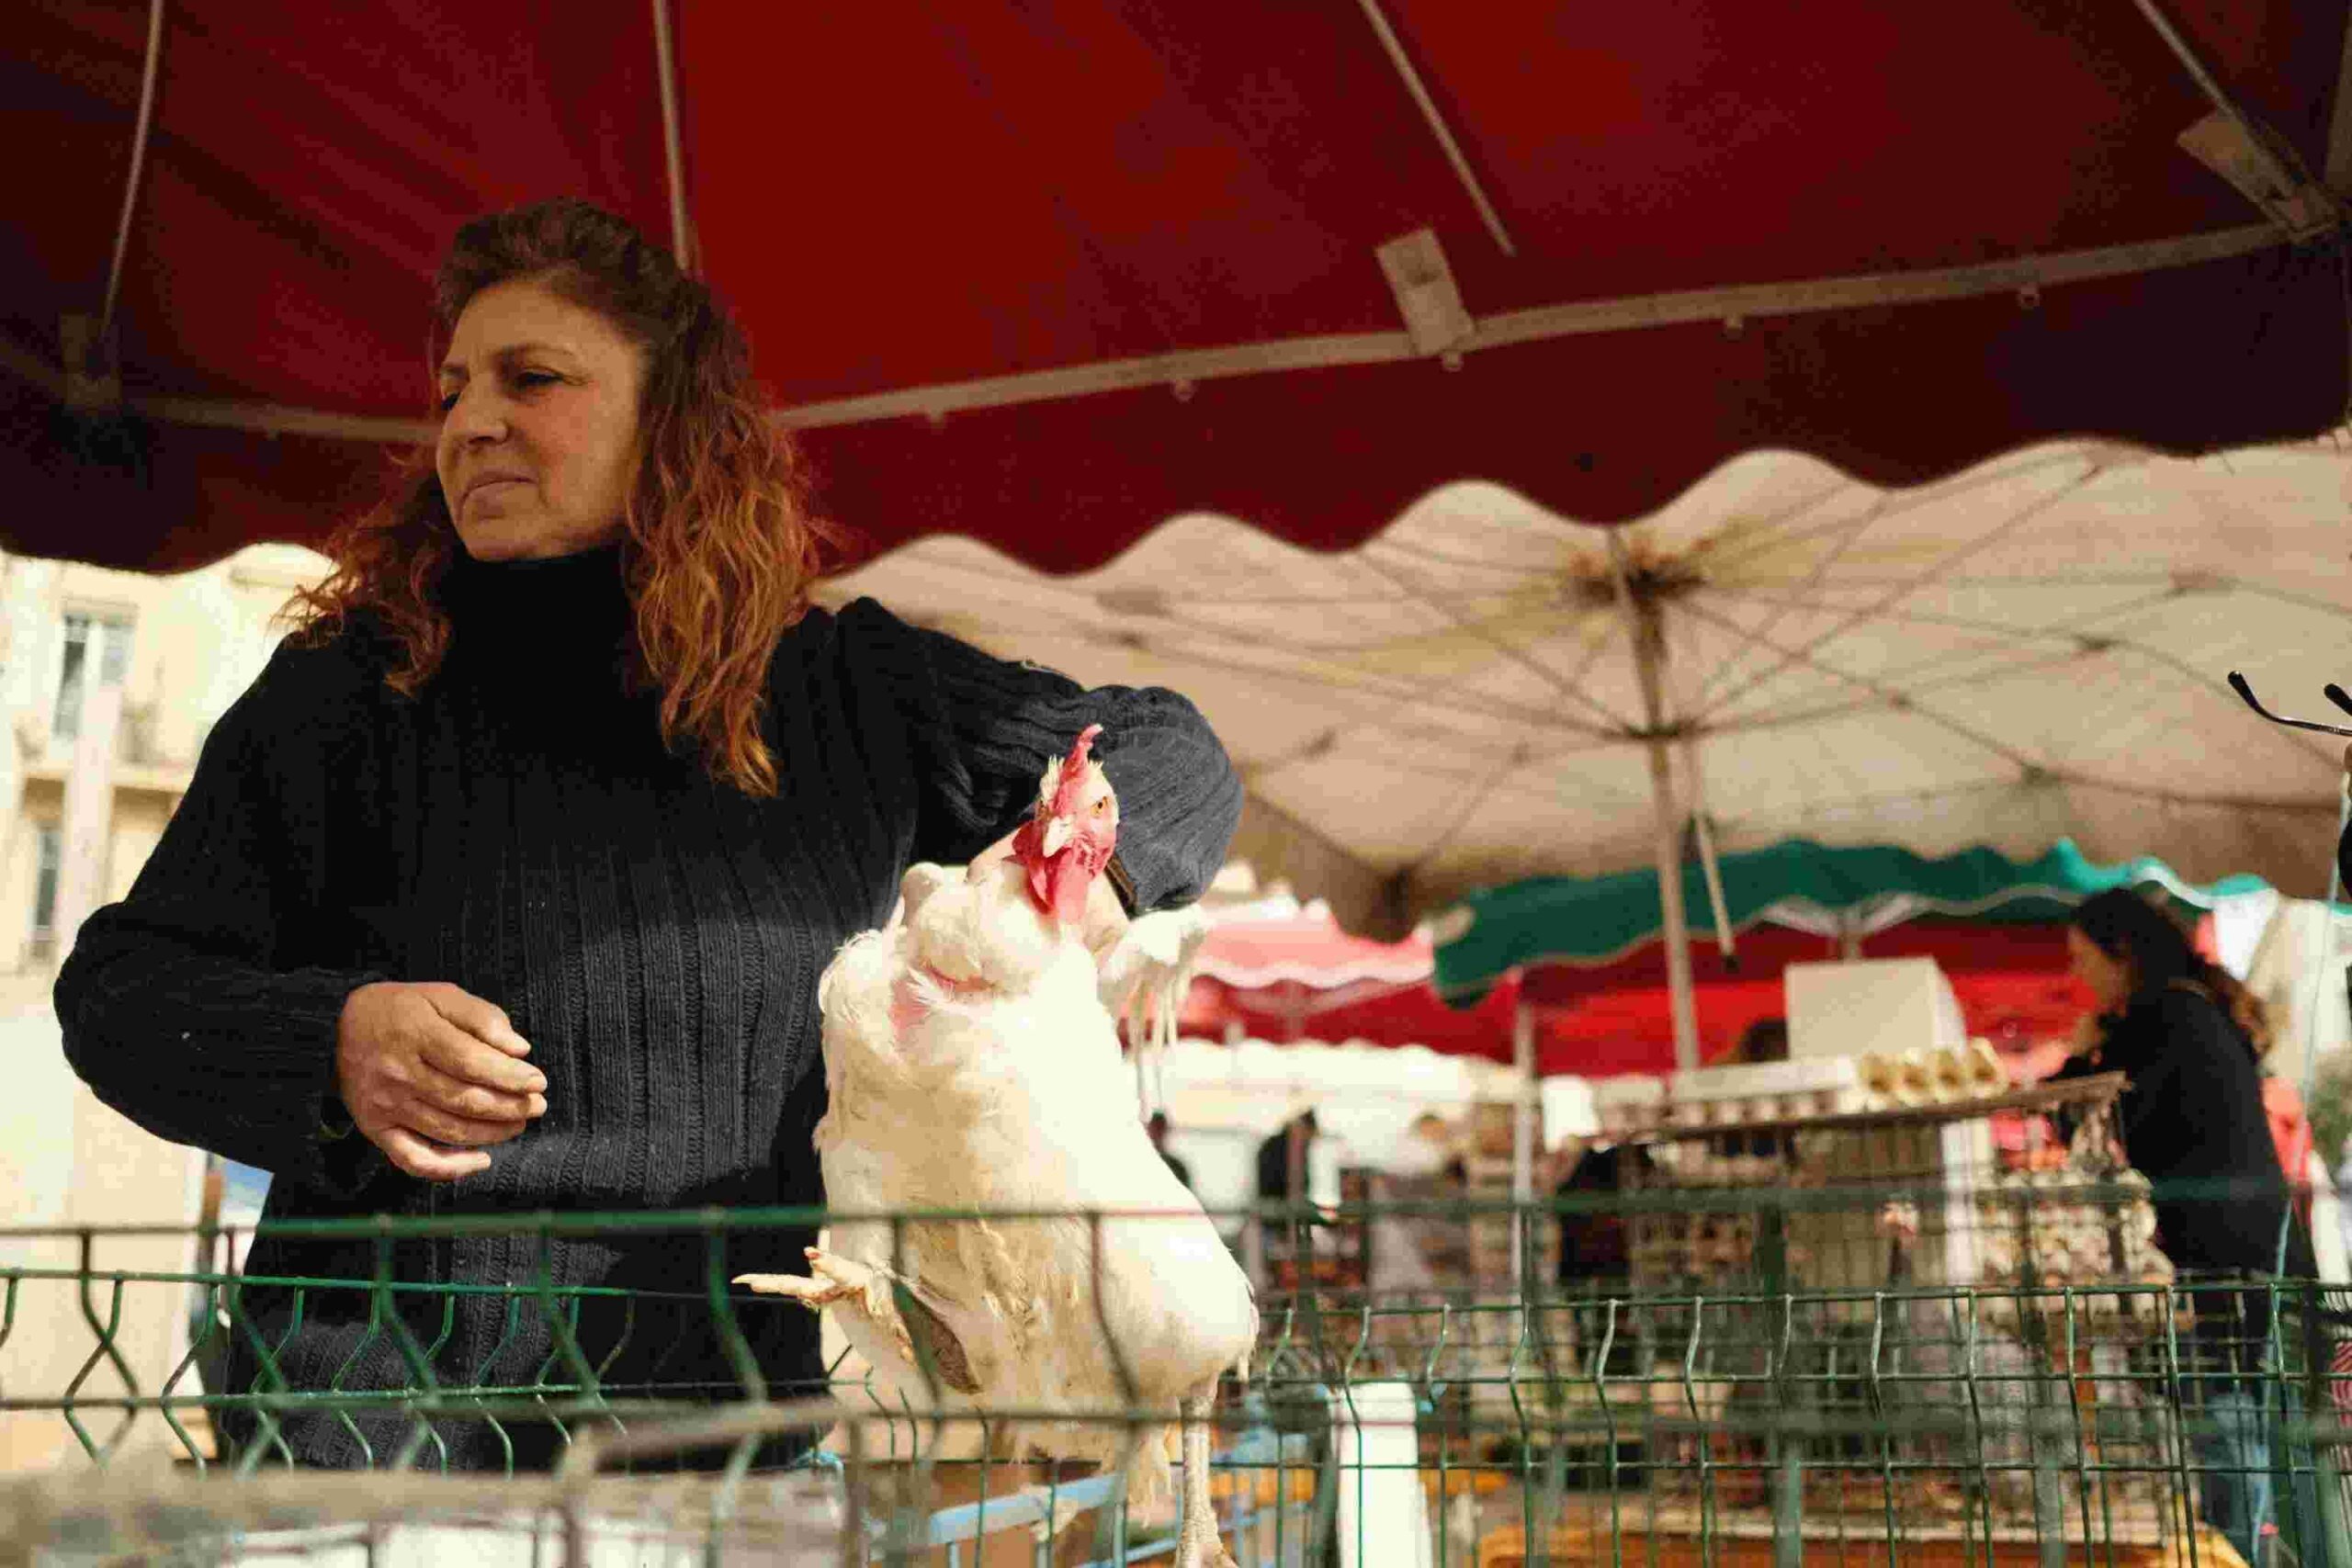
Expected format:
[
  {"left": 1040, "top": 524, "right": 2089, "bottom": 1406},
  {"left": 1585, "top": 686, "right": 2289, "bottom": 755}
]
[
  {"left": 1607, "top": 532, "right": 1702, "bottom": 1072},
  {"left": 1645, "top": 741, "right": 1703, "bottom": 1070},
  {"left": 1510, "top": 994, "right": 1535, "bottom": 1294}
]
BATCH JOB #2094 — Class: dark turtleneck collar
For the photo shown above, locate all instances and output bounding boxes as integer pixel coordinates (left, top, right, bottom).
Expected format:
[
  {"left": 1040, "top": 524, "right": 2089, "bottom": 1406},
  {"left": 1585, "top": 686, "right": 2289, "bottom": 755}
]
[{"left": 437, "top": 542, "right": 636, "bottom": 680}]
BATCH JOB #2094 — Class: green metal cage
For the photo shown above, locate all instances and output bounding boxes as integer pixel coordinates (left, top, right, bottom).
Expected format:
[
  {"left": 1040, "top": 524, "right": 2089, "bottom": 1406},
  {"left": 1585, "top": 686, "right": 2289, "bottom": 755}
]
[{"left": 5, "top": 1070, "right": 2347, "bottom": 1566}]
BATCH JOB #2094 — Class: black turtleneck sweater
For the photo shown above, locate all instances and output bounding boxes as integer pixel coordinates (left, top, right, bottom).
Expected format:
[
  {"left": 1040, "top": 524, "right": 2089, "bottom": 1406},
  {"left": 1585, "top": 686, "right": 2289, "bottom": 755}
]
[{"left": 54, "top": 544, "right": 1242, "bottom": 1471}]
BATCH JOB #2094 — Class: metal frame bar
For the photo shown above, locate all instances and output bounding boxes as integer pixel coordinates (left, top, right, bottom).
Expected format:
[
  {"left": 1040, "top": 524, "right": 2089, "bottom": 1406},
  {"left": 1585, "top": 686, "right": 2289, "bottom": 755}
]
[
  {"left": 12, "top": 225, "right": 2290, "bottom": 445},
  {"left": 1671, "top": 595, "right": 2051, "bottom": 776},
  {"left": 1353, "top": 0, "right": 1517, "bottom": 257},
  {"left": 2130, "top": 0, "right": 2329, "bottom": 227},
  {"left": 1688, "top": 461, "right": 2109, "bottom": 722},
  {"left": 1353, "top": 552, "right": 1636, "bottom": 730},
  {"left": 650, "top": 0, "right": 693, "bottom": 272},
  {"left": 1398, "top": 742, "right": 1534, "bottom": 878},
  {"left": 984, "top": 615, "right": 1622, "bottom": 741},
  {"left": 1748, "top": 766, "right": 2335, "bottom": 825},
  {"left": 1690, "top": 447, "right": 2140, "bottom": 592},
  {"left": 99, "top": 0, "right": 167, "bottom": 344}
]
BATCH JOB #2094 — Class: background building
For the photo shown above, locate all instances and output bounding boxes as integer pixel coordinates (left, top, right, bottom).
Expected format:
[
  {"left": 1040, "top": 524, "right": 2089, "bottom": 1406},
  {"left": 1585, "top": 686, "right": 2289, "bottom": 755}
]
[
  {"left": 0, "top": 542, "right": 332, "bottom": 1469},
  {"left": 0, "top": 541, "right": 333, "bottom": 976}
]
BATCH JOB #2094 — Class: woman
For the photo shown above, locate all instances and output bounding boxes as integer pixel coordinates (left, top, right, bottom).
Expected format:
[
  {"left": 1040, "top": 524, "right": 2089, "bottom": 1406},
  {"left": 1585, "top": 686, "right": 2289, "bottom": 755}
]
[
  {"left": 54, "top": 199, "right": 1243, "bottom": 1471},
  {"left": 2059, "top": 888, "right": 2316, "bottom": 1562}
]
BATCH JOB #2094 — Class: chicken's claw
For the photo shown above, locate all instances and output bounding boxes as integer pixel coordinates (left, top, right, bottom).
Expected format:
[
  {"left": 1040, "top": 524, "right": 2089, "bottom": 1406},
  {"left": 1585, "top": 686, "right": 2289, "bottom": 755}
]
[
  {"left": 736, "top": 1250, "right": 981, "bottom": 1393},
  {"left": 1172, "top": 1394, "right": 1238, "bottom": 1568},
  {"left": 735, "top": 1249, "right": 906, "bottom": 1347}
]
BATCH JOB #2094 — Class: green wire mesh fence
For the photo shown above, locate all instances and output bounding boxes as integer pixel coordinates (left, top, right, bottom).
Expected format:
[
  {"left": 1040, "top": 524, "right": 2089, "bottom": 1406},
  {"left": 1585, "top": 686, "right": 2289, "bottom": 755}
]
[{"left": 5, "top": 1076, "right": 2348, "bottom": 1565}]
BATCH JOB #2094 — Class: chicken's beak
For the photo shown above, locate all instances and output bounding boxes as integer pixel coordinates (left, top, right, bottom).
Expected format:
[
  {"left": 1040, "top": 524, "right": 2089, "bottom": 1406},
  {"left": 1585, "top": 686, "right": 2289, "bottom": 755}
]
[{"left": 1041, "top": 815, "right": 1074, "bottom": 857}]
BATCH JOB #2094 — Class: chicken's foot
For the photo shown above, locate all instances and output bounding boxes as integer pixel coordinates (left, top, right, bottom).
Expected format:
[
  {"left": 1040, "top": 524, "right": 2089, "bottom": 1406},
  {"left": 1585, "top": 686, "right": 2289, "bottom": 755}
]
[
  {"left": 735, "top": 1248, "right": 981, "bottom": 1393},
  {"left": 1172, "top": 1394, "right": 1236, "bottom": 1568}
]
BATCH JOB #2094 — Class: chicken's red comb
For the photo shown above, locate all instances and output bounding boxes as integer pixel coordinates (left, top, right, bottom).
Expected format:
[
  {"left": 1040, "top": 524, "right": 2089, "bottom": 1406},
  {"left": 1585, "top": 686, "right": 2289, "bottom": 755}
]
[{"left": 1046, "top": 725, "right": 1103, "bottom": 816}]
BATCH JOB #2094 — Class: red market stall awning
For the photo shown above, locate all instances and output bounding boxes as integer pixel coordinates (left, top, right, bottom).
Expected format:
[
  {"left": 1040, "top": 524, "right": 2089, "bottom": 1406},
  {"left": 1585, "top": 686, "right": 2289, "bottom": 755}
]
[
  {"left": 1179, "top": 907, "right": 2112, "bottom": 1078},
  {"left": 1181, "top": 970, "right": 1522, "bottom": 1057},
  {"left": 7, "top": 3, "right": 2350, "bottom": 572},
  {"left": 1522, "top": 920, "right": 2100, "bottom": 1077},
  {"left": 1194, "top": 904, "right": 1435, "bottom": 993},
  {"left": 1180, "top": 897, "right": 1522, "bottom": 1054}
]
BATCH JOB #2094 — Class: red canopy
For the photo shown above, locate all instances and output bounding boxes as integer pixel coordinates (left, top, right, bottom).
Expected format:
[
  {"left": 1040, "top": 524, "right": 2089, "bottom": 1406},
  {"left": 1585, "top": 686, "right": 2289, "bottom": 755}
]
[
  {"left": 1180, "top": 900, "right": 1521, "bottom": 1052},
  {"left": 1184, "top": 914, "right": 2105, "bottom": 1077},
  {"left": 1194, "top": 904, "right": 1435, "bottom": 992},
  {"left": 1522, "top": 921, "right": 2099, "bottom": 1077},
  {"left": 9, "top": 3, "right": 2348, "bottom": 571}
]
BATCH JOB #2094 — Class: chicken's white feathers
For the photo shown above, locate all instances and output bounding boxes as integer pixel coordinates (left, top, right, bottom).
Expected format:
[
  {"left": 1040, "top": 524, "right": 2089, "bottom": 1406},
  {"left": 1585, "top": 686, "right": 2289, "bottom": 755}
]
[{"left": 793, "top": 853, "right": 1256, "bottom": 1517}]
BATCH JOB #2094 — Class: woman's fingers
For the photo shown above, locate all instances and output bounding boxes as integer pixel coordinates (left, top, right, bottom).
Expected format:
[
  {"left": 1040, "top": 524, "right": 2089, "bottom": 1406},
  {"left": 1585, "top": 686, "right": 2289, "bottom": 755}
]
[
  {"left": 401, "top": 1100, "right": 529, "bottom": 1149},
  {"left": 379, "top": 1125, "right": 492, "bottom": 1182},
  {"left": 336, "top": 980, "right": 551, "bottom": 1182},
  {"left": 410, "top": 1055, "right": 546, "bottom": 1122},
  {"left": 427, "top": 985, "right": 534, "bottom": 1058},
  {"left": 416, "top": 1018, "right": 548, "bottom": 1096}
]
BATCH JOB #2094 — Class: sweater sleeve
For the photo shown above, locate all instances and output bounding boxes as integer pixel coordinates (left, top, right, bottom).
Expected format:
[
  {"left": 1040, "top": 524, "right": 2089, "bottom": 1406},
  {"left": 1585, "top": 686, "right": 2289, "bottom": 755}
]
[
  {"left": 840, "top": 598, "right": 1243, "bottom": 911},
  {"left": 53, "top": 642, "right": 390, "bottom": 1197}
]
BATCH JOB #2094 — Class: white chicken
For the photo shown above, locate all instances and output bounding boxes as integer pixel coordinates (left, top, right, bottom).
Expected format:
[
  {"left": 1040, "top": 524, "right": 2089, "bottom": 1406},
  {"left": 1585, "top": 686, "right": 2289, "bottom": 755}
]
[{"left": 736, "top": 727, "right": 1258, "bottom": 1568}]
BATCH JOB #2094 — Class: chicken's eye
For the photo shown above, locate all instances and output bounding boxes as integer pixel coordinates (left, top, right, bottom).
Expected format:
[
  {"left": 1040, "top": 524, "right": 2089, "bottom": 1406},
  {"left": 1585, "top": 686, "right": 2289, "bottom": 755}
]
[{"left": 1091, "top": 798, "right": 1111, "bottom": 816}]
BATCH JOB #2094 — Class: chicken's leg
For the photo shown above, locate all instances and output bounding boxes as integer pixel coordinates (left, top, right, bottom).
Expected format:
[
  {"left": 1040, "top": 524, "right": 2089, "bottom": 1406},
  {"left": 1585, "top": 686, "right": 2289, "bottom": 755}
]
[
  {"left": 1172, "top": 1394, "right": 1236, "bottom": 1568},
  {"left": 735, "top": 1248, "right": 980, "bottom": 1393}
]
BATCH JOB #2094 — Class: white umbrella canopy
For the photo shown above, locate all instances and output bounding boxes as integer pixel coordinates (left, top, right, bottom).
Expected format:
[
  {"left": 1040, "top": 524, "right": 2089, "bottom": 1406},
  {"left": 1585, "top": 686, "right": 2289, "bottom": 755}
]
[{"left": 817, "top": 431, "right": 2352, "bottom": 916}]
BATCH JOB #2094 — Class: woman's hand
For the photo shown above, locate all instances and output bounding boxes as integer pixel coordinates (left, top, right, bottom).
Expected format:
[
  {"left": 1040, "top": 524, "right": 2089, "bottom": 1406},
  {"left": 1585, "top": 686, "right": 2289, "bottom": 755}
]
[{"left": 334, "top": 982, "right": 548, "bottom": 1181}]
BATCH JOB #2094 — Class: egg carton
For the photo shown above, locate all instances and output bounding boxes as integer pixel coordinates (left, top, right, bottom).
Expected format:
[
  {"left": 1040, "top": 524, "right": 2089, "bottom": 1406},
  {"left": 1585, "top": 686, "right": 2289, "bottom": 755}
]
[
  {"left": 1590, "top": 1056, "right": 1869, "bottom": 1136},
  {"left": 1854, "top": 1039, "right": 2010, "bottom": 1109}
]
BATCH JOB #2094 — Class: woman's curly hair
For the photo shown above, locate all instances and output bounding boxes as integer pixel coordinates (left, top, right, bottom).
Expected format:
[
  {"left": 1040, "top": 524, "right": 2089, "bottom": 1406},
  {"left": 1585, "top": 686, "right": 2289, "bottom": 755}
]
[{"left": 289, "top": 198, "right": 833, "bottom": 796}]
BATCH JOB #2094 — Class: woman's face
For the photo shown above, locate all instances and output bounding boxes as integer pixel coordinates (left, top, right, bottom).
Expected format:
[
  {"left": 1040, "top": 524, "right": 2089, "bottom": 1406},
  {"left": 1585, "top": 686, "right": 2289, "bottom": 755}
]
[
  {"left": 2066, "top": 926, "right": 2133, "bottom": 1009},
  {"left": 435, "top": 278, "right": 649, "bottom": 561}
]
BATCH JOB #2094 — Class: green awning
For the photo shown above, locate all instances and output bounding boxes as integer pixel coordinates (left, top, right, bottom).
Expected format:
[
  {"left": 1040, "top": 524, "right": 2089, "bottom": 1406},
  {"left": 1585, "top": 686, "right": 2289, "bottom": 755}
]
[{"left": 1431, "top": 838, "right": 2274, "bottom": 1000}]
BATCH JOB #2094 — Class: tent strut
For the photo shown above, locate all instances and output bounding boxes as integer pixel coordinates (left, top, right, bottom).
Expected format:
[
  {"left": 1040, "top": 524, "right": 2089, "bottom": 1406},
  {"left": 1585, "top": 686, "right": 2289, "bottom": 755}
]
[
  {"left": 651, "top": 0, "right": 694, "bottom": 271},
  {"left": 99, "top": 0, "right": 167, "bottom": 347},
  {"left": 2127, "top": 0, "right": 2328, "bottom": 231},
  {"left": 96, "top": 227, "right": 2286, "bottom": 442},
  {"left": 1679, "top": 734, "right": 1739, "bottom": 972},
  {"left": 1352, "top": 0, "right": 1518, "bottom": 257}
]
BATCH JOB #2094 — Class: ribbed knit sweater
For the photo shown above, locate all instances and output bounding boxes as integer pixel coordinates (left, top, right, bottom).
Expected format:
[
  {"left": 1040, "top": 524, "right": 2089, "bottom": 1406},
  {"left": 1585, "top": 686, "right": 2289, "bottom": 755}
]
[{"left": 54, "top": 543, "right": 1242, "bottom": 1470}]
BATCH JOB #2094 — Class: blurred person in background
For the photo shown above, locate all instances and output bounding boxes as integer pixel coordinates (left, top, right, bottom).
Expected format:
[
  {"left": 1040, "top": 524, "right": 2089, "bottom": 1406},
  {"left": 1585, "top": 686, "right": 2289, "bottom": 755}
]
[
  {"left": 2057, "top": 888, "right": 2319, "bottom": 1562},
  {"left": 2337, "top": 1133, "right": 2352, "bottom": 1268},
  {"left": 1368, "top": 1111, "right": 1469, "bottom": 1293},
  {"left": 1255, "top": 1108, "right": 1320, "bottom": 1209}
]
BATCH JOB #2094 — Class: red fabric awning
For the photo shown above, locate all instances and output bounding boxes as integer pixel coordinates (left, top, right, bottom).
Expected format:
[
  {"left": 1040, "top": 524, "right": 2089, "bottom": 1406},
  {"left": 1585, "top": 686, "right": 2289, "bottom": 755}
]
[
  {"left": 1184, "top": 916, "right": 2097, "bottom": 1077},
  {"left": 7, "top": 3, "right": 2348, "bottom": 571},
  {"left": 1181, "top": 970, "right": 1522, "bottom": 1056},
  {"left": 1524, "top": 920, "right": 2097, "bottom": 1076},
  {"left": 1194, "top": 905, "right": 1434, "bottom": 992}
]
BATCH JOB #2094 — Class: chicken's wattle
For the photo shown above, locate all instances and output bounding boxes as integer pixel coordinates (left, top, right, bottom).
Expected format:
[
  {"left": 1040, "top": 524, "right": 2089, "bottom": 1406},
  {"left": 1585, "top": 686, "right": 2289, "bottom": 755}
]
[{"left": 1012, "top": 725, "right": 1116, "bottom": 926}]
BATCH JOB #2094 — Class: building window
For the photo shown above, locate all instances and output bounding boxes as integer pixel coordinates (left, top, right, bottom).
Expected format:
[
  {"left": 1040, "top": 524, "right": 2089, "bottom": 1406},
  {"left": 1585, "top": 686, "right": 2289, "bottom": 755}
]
[
  {"left": 53, "top": 613, "right": 133, "bottom": 742},
  {"left": 31, "top": 823, "right": 61, "bottom": 947}
]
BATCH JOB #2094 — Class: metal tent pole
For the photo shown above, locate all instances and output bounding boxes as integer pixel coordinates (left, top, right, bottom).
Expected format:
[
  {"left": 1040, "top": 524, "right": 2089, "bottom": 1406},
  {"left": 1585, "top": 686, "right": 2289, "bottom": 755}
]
[
  {"left": 1510, "top": 995, "right": 1535, "bottom": 1293},
  {"left": 1606, "top": 532, "right": 1702, "bottom": 1071},
  {"left": 1680, "top": 734, "right": 1739, "bottom": 968}
]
